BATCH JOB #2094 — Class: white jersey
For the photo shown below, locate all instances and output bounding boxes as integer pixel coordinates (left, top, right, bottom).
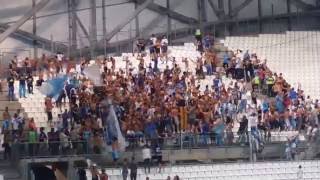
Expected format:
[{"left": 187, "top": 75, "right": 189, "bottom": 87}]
[
  {"left": 161, "top": 38, "right": 168, "bottom": 46},
  {"left": 142, "top": 147, "right": 151, "bottom": 160},
  {"left": 248, "top": 115, "right": 257, "bottom": 129},
  {"left": 150, "top": 37, "right": 157, "bottom": 45}
]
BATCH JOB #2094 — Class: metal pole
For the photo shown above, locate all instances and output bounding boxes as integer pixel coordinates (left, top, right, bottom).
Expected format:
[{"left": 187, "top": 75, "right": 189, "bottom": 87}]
[
  {"left": 32, "top": 0, "right": 38, "bottom": 59},
  {"left": 67, "top": 0, "right": 72, "bottom": 58},
  {"left": 167, "top": 0, "right": 171, "bottom": 45},
  {"left": 257, "top": 0, "right": 262, "bottom": 33},
  {"left": 227, "top": 0, "right": 232, "bottom": 36},
  {"left": 197, "top": 0, "right": 202, "bottom": 31},
  {"left": 90, "top": 0, "right": 97, "bottom": 59},
  {"left": 102, "top": 0, "right": 107, "bottom": 57},
  {"left": 71, "top": 0, "right": 77, "bottom": 55},
  {"left": 135, "top": 2, "right": 140, "bottom": 37},
  {"left": 102, "top": 0, "right": 107, "bottom": 37},
  {"left": 50, "top": 34, "right": 54, "bottom": 54},
  {"left": 287, "top": 0, "right": 292, "bottom": 31}
]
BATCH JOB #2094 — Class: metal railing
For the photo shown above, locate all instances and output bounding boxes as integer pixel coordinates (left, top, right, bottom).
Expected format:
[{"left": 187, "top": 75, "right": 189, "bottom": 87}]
[{"left": 6, "top": 131, "right": 308, "bottom": 159}]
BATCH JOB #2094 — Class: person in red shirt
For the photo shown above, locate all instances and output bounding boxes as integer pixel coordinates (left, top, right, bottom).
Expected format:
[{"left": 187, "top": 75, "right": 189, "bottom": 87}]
[{"left": 99, "top": 169, "right": 108, "bottom": 180}]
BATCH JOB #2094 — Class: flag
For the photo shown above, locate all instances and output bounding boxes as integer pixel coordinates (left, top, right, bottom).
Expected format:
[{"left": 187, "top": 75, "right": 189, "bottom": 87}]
[
  {"left": 39, "top": 75, "right": 68, "bottom": 100},
  {"left": 103, "top": 100, "right": 126, "bottom": 152},
  {"left": 83, "top": 64, "right": 102, "bottom": 86}
]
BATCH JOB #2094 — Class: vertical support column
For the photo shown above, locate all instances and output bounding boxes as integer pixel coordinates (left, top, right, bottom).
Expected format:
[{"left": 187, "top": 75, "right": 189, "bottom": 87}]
[
  {"left": 227, "top": 0, "right": 232, "bottom": 36},
  {"left": 68, "top": 0, "right": 77, "bottom": 58},
  {"left": 67, "top": 0, "right": 72, "bottom": 58},
  {"left": 167, "top": 0, "right": 171, "bottom": 44},
  {"left": 135, "top": 1, "right": 140, "bottom": 38},
  {"left": 197, "top": 0, "right": 203, "bottom": 31},
  {"left": 102, "top": 0, "right": 107, "bottom": 57},
  {"left": 90, "top": 0, "right": 97, "bottom": 59},
  {"left": 200, "top": 0, "right": 207, "bottom": 23},
  {"left": 287, "top": 0, "right": 292, "bottom": 31},
  {"left": 71, "top": 0, "right": 77, "bottom": 54},
  {"left": 258, "top": 0, "right": 262, "bottom": 33},
  {"left": 32, "top": 0, "right": 38, "bottom": 59},
  {"left": 218, "top": 0, "right": 224, "bottom": 12}
]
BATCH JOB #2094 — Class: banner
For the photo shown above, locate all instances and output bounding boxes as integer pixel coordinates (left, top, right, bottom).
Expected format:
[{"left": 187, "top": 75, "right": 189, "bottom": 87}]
[
  {"left": 105, "top": 104, "right": 126, "bottom": 152},
  {"left": 83, "top": 64, "right": 102, "bottom": 86},
  {"left": 39, "top": 75, "right": 68, "bottom": 100}
]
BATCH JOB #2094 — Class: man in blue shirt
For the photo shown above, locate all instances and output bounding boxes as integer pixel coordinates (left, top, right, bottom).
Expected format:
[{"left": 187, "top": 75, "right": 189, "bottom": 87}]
[
  {"left": 289, "top": 88, "right": 298, "bottom": 100},
  {"left": 223, "top": 53, "right": 230, "bottom": 69},
  {"left": 203, "top": 34, "right": 213, "bottom": 49},
  {"left": 19, "top": 74, "right": 26, "bottom": 98}
]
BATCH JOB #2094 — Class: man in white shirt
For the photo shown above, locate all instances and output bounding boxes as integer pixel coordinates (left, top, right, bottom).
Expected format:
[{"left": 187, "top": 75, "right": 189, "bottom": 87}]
[
  {"left": 150, "top": 34, "right": 157, "bottom": 46},
  {"left": 142, "top": 145, "right": 152, "bottom": 173},
  {"left": 12, "top": 114, "right": 21, "bottom": 134},
  {"left": 161, "top": 36, "right": 168, "bottom": 63}
]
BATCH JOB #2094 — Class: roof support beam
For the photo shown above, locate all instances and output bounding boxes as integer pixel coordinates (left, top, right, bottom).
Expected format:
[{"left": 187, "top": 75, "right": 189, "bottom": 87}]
[
  {"left": 0, "top": 24, "right": 67, "bottom": 52},
  {"left": 140, "top": 0, "right": 184, "bottom": 38},
  {"left": 0, "top": 0, "right": 50, "bottom": 43},
  {"left": 75, "top": 15, "right": 89, "bottom": 41},
  {"left": 134, "top": 0, "right": 198, "bottom": 25},
  {"left": 208, "top": 0, "right": 225, "bottom": 19},
  {"left": 94, "top": 9, "right": 320, "bottom": 54},
  {"left": 291, "top": 0, "right": 316, "bottom": 10},
  {"left": 104, "top": 0, "right": 153, "bottom": 42},
  {"left": 229, "top": 0, "right": 254, "bottom": 18}
]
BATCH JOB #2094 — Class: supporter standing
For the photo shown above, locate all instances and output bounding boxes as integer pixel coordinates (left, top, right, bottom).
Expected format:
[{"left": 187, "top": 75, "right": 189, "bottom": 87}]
[
  {"left": 129, "top": 157, "right": 137, "bottom": 180},
  {"left": 45, "top": 96, "right": 53, "bottom": 123},
  {"left": 7, "top": 74, "right": 15, "bottom": 101},
  {"left": 38, "top": 127, "right": 47, "bottom": 154},
  {"left": 27, "top": 73, "right": 34, "bottom": 94},
  {"left": 2, "top": 107, "right": 11, "bottom": 132},
  {"left": 121, "top": 158, "right": 129, "bottom": 180},
  {"left": 3, "top": 130, "right": 12, "bottom": 160},
  {"left": 142, "top": 145, "right": 151, "bottom": 173},
  {"left": 18, "top": 73, "right": 27, "bottom": 98},
  {"left": 161, "top": 35, "right": 168, "bottom": 63},
  {"left": 28, "top": 127, "right": 38, "bottom": 156},
  {"left": 99, "top": 169, "right": 108, "bottom": 180},
  {"left": 78, "top": 167, "right": 87, "bottom": 180},
  {"left": 136, "top": 38, "right": 146, "bottom": 56},
  {"left": 90, "top": 164, "right": 99, "bottom": 180}
]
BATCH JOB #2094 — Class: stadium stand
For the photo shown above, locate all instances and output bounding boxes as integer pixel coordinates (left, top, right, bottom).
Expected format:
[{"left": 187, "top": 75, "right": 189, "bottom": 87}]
[
  {"left": 222, "top": 31, "right": 320, "bottom": 99},
  {"left": 1, "top": 31, "right": 320, "bottom": 180}
]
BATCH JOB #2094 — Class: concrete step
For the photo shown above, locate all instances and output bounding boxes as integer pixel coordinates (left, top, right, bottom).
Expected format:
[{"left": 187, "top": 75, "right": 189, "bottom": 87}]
[
  {"left": 0, "top": 110, "right": 26, "bottom": 118},
  {"left": 0, "top": 101, "right": 22, "bottom": 110}
]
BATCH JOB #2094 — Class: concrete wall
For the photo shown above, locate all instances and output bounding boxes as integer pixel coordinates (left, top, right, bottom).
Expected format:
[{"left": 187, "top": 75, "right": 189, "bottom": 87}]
[{"left": 0, "top": 0, "right": 319, "bottom": 57}]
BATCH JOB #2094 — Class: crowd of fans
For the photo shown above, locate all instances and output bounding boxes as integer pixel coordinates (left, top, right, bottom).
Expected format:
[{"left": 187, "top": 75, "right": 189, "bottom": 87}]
[{"left": 1, "top": 31, "right": 319, "bottom": 166}]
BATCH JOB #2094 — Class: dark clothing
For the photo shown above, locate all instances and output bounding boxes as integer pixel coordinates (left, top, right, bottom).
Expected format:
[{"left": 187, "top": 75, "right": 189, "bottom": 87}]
[
  {"left": 144, "top": 159, "right": 151, "bottom": 173},
  {"left": 7, "top": 77, "right": 14, "bottom": 87},
  {"left": 27, "top": 75, "right": 33, "bottom": 94},
  {"left": 122, "top": 164, "right": 129, "bottom": 180},
  {"left": 19, "top": 76, "right": 26, "bottom": 86},
  {"left": 78, "top": 168, "right": 87, "bottom": 180},
  {"left": 36, "top": 79, "right": 44, "bottom": 86},
  {"left": 129, "top": 162, "right": 138, "bottom": 180}
]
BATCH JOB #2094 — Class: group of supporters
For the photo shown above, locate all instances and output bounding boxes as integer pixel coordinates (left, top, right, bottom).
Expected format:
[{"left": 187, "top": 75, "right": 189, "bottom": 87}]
[{"left": 1, "top": 31, "right": 319, "bottom": 180}]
